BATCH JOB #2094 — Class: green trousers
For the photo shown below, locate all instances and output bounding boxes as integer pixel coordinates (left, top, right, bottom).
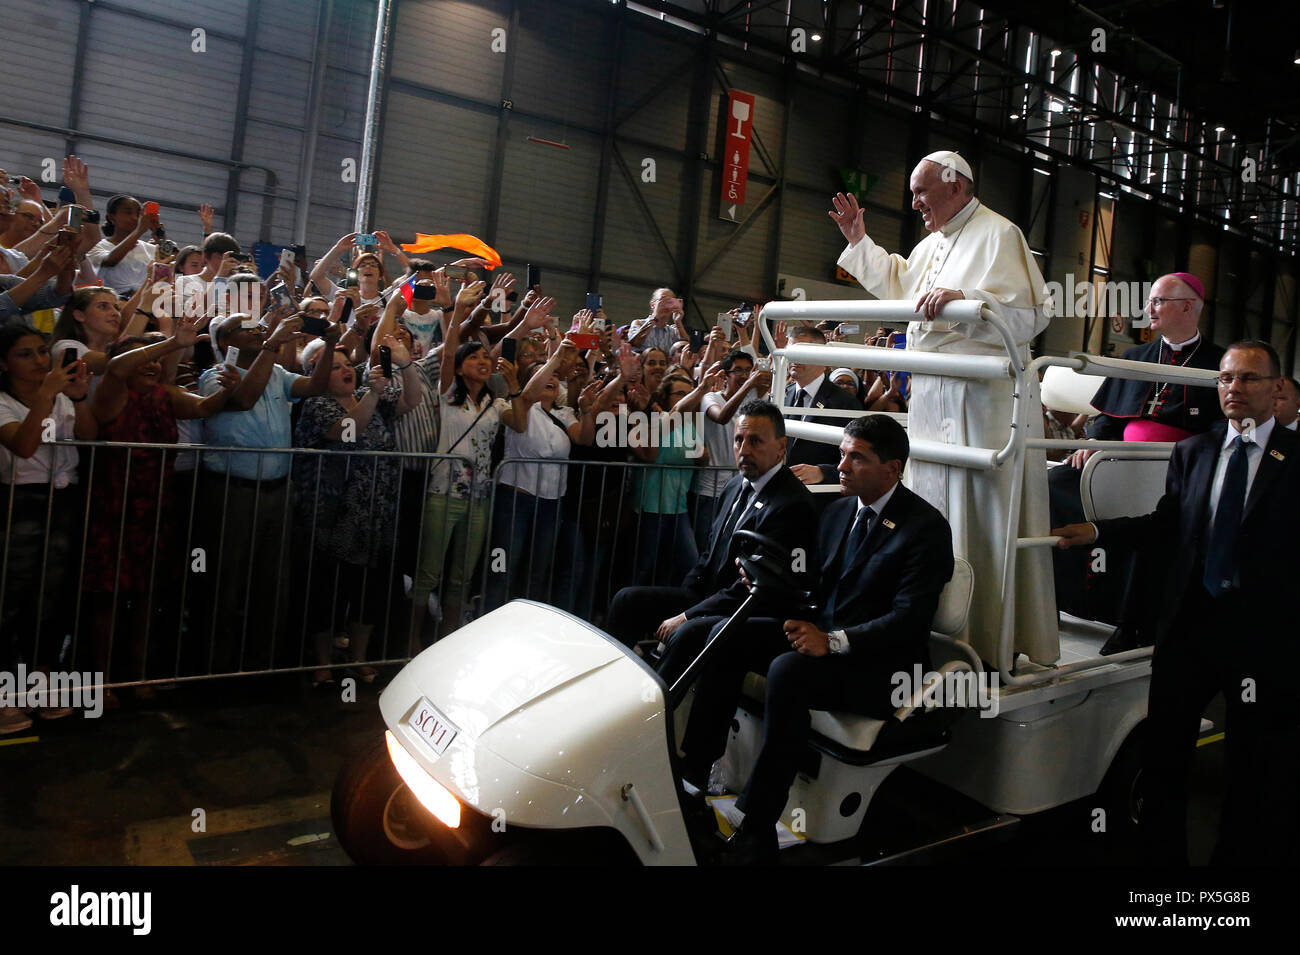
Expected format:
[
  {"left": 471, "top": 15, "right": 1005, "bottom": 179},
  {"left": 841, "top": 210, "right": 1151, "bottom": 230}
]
[{"left": 411, "top": 493, "right": 490, "bottom": 631}]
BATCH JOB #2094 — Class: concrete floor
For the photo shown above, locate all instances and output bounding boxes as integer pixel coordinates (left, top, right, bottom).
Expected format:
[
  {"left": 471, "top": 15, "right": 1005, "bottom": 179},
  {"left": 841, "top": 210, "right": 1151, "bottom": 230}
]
[
  {"left": 0, "top": 675, "right": 386, "bottom": 866},
  {"left": 0, "top": 674, "right": 1227, "bottom": 867}
]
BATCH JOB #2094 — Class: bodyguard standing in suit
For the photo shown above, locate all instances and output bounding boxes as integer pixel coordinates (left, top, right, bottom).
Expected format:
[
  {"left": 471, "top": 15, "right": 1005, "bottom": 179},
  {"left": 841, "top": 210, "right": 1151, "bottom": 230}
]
[
  {"left": 606, "top": 400, "right": 817, "bottom": 654},
  {"left": 783, "top": 325, "right": 863, "bottom": 486},
  {"left": 680, "top": 415, "right": 954, "bottom": 863},
  {"left": 1053, "top": 341, "right": 1299, "bottom": 865}
]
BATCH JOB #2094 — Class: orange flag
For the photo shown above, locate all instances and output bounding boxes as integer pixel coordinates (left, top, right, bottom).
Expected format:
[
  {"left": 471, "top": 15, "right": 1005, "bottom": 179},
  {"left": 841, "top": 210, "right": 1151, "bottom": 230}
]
[{"left": 399, "top": 233, "right": 502, "bottom": 268}]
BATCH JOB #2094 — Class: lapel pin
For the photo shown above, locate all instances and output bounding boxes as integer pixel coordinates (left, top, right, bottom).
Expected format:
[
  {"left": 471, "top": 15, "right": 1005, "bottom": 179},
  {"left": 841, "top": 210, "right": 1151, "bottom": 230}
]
[
  {"left": 882, "top": 518, "right": 896, "bottom": 529},
  {"left": 1190, "top": 407, "right": 1199, "bottom": 415},
  {"left": 753, "top": 500, "right": 765, "bottom": 509},
  {"left": 1270, "top": 449, "right": 1285, "bottom": 461}
]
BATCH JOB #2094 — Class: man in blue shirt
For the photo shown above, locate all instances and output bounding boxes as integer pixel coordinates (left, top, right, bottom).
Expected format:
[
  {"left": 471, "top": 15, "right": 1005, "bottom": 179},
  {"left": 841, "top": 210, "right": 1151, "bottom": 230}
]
[{"left": 196, "top": 311, "right": 339, "bottom": 673}]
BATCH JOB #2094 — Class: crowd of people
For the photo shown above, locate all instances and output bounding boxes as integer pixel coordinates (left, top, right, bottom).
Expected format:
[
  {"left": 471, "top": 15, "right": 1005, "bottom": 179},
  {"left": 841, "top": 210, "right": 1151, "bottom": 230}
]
[{"left": 0, "top": 155, "right": 923, "bottom": 729}]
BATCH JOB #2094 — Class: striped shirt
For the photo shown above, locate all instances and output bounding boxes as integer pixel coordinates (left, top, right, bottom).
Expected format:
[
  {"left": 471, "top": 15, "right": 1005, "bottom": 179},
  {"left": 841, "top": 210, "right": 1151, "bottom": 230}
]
[
  {"left": 629, "top": 316, "right": 680, "bottom": 355},
  {"left": 364, "top": 353, "right": 440, "bottom": 469}
]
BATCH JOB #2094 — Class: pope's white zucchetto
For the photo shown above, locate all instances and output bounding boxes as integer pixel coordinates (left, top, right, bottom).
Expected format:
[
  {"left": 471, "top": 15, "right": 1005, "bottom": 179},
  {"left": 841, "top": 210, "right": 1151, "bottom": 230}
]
[{"left": 922, "top": 150, "right": 974, "bottom": 184}]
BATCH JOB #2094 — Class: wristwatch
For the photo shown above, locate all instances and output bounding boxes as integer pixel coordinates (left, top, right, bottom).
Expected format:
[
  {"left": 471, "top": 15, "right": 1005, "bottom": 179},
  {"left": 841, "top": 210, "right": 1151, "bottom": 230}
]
[{"left": 826, "top": 630, "right": 849, "bottom": 654}]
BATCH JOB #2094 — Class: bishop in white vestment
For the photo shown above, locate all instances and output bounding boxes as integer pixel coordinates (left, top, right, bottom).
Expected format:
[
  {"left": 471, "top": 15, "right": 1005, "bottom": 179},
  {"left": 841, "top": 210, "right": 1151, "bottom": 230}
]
[{"left": 831, "top": 152, "right": 1056, "bottom": 665}]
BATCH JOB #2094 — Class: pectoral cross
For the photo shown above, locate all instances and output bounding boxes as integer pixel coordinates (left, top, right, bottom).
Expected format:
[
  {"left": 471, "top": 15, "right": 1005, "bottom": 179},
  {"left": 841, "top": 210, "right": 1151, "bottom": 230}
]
[{"left": 1146, "top": 390, "right": 1164, "bottom": 417}]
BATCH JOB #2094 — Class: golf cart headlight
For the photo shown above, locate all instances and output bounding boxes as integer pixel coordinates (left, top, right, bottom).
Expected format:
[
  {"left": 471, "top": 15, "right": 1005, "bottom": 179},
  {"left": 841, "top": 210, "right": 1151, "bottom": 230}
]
[{"left": 385, "top": 730, "right": 461, "bottom": 829}]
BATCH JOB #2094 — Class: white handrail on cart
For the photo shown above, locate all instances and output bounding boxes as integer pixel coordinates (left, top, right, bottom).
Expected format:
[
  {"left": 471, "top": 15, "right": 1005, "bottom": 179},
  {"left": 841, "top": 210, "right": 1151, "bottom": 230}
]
[{"left": 754, "top": 300, "right": 1220, "bottom": 690}]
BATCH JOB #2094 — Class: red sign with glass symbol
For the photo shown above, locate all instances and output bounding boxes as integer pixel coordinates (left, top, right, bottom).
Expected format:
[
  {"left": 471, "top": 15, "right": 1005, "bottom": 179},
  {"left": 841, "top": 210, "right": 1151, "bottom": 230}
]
[{"left": 721, "top": 90, "right": 755, "bottom": 220}]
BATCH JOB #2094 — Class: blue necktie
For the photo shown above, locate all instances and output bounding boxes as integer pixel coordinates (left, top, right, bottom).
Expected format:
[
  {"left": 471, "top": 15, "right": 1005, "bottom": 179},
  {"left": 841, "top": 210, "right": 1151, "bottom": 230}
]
[
  {"left": 1203, "top": 436, "right": 1248, "bottom": 596},
  {"left": 840, "top": 506, "right": 874, "bottom": 576},
  {"left": 821, "top": 507, "right": 873, "bottom": 628}
]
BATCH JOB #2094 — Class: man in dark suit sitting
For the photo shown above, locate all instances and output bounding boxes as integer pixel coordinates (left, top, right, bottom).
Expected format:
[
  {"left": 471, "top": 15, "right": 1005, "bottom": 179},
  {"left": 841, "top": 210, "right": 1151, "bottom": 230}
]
[
  {"left": 1053, "top": 340, "right": 1299, "bottom": 865},
  {"left": 680, "top": 414, "right": 954, "bottom": 863},
  {"left": 783, "top": 325, "right": 864, "bottom": 486},
  {"left": 605, "top": 400, "right": 817, "bottom": 663}
]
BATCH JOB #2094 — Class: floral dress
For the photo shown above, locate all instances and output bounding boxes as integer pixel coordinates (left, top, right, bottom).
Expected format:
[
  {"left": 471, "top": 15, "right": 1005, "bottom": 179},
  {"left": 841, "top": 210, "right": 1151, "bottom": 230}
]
[{"left": 292, "top": 383, "right": 402, "bottom": 567}]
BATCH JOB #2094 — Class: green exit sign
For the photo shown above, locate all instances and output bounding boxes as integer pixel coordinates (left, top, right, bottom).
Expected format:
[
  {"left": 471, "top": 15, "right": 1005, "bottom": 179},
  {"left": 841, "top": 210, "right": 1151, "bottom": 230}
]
[{"left": 839, "top": 167, "right": 879, "bottom": 203}]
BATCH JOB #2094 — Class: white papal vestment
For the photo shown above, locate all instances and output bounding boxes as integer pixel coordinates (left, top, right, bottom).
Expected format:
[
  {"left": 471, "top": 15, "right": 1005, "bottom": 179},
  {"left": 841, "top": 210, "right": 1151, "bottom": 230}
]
[{"left": 837, "top": 197, "right": 1057, "bottom": 665}]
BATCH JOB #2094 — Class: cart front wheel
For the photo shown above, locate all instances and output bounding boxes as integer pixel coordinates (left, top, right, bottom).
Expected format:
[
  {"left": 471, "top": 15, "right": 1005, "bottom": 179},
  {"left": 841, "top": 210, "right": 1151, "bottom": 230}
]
[{"left": 332, "top": 736, "right": 458, "bottom": 865}]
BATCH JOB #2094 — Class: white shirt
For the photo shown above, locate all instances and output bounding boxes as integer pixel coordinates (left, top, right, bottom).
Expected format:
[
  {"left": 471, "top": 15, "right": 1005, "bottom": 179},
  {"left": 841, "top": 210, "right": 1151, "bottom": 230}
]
[
  {"left": 401, "top": 306, "right": 443, "bottom": 359},
  {"left": 499, "top": 403, "right": 576, "bottom": 499},
  {"left": 0, "top": 391, "right": 79, "bottom": 488},
  {"left": 747, "top": 460, "right": 782, "bottom": 498},
  {"left": 89, "top": 235, "right": 157, "bottom": 294},
  {"left": 859, "top": 481, "right": 899, "bottom": 524},
  {"left": 1286, "top": 420, "right": 1297, "bottom": 432},
  {"left": 723, "top": 460, "right": 782, "bottom": 532},
  {"left": 695, "top": 390, "right": 735, "bottom": 497},
  {"left": 52, "top": 339, "right": 102, "bottom": 398},
  {"left": 431, "top": 392, "right": 508, "bottom": 499},
  {"left": 1208, "top": 416, "right": 1275, "bottom": 527},
  {"left": 792, "top": 374, "right": 826, "bottom": 415},
  {"left": 1, "top": 246, "right": 28, "bottom": 273}
]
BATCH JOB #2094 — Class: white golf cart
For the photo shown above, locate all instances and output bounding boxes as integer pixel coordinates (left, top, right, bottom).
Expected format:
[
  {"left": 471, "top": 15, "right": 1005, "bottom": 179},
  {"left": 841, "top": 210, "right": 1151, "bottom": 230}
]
[{"left": 332, "top": 300, "right": 1218, "bottom": 865}]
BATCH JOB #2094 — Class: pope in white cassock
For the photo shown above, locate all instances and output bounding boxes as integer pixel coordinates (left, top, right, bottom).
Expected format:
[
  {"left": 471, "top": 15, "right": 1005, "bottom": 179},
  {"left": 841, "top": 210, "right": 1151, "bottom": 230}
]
[{"left": 830, "top": 151, "right": 1056, "bottom": 666}]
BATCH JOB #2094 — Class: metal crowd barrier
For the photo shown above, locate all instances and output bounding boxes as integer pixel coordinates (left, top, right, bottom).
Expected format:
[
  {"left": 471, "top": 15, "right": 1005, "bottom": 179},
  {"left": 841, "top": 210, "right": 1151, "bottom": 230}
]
[
  {"left": 1, "top": 442, "right": 734, "bottom": 693},
  {"left": 0, "top": 444, "right": 473, "bottom": 691},
  {"left": 479, "top": 457, "right": 735, "bottom": 625}
]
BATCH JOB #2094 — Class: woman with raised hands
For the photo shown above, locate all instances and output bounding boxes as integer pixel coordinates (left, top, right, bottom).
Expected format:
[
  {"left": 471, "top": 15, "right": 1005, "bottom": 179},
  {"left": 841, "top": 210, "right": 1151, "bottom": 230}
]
[
  {"left": 294, "top": 329, "right": 425, "bottom": 687},
  {"left": 84, "top": 316, "right": 240, "bottom": 699},
  {"left": 50, "top": 286, "right": 150, "bottom": 378},
  {"left": 485, "top": 311, "right": 613, "bottom": 612},
  {"left": 408, "top": 280, "right": 527, "bottom": 645}
]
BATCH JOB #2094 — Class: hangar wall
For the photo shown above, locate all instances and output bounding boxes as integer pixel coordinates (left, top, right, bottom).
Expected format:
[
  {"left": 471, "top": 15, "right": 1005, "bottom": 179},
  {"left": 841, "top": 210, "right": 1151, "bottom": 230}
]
[
  {"left": 4, "top": 0, "right": 1294, "bottom": 369},
  {"left": 2, "top": 0, "right": 376, "bottom": 258}
]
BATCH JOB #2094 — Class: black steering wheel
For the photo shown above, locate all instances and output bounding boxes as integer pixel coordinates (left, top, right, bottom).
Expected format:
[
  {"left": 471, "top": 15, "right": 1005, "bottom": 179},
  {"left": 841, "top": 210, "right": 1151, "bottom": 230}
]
[{"left": 730, "top": 529, "right": 815, "bottom": 610}]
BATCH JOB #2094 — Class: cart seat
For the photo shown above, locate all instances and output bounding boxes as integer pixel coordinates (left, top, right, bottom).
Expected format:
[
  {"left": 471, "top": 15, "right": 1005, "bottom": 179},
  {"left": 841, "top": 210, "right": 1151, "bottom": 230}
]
[{"left": 1079, "top": 448, "right": 1172, "bottom": 521}]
